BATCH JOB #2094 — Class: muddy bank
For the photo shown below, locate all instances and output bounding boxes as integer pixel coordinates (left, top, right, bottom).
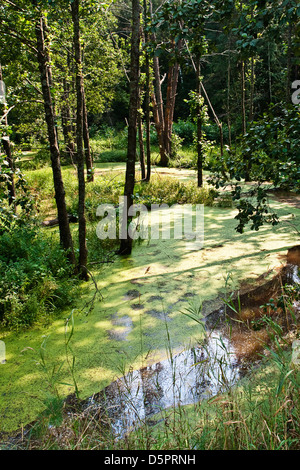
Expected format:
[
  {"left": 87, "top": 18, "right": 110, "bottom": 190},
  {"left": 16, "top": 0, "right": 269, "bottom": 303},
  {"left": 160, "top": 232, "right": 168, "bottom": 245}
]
[{"left": 207, "top": 262, "right": 300, "bottom": 362}]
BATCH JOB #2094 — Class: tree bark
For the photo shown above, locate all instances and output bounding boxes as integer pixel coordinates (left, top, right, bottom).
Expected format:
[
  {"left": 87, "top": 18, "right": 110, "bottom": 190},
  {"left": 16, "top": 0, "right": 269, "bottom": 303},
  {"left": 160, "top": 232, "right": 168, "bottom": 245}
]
[
  {"left": 143, "top": 0, "right": 151, "bottom": 182},
  {"left": 149, "top": 1, "right": 180, "bottom": 168},
  {"left": 286, "top": 22, "right": 293, "bottom": 104},
  {"left": 71, "top": 0, "right": 88, "bottom": 279},
  {"left": 241, "top": 60, "right": 246, "bottom": 136},
  {"left": 119, "top": 0, "right": 140, "bottom": 256},
  {"left": 61, "top": 76, "right": 76, "bottom": 163},
  {"left": 82, "top": 89, "right": 93, "bottom": 182},
  {"left": 0, "top": 64, "right": 16, "bottom": 207},
  {"left": 268, "top": 42, "right": 273, "bottom": 104},
  {"left": 196, "top": 59, "right": 203, "bottom": 188},
  {"left": 152, "top": 54, "right": 165, "bottom": 164},
  {"left": 138, "top": 110, "right": 146, "bottom": 180},
  {"left": 249, "top": 56, "right": 255, "bottom": 122},
  {"left": 152, "top": 52, "right": 180, "bottom": 167},
  {"left": 35, "top": 17, "right": 76, "bottom": 266},
  {"left": 163, "top": 57, "right": 179, "bottom": 163},
  {"left": 227, "top": 37, "right": 232, "bottom": 149}
]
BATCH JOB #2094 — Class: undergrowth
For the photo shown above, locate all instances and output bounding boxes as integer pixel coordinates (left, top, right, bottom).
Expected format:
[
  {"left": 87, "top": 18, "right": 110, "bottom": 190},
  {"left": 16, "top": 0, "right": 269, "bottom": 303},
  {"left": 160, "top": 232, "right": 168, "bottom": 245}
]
[{"left": 0, "top": 227, "right": 78, "bottom": 331}]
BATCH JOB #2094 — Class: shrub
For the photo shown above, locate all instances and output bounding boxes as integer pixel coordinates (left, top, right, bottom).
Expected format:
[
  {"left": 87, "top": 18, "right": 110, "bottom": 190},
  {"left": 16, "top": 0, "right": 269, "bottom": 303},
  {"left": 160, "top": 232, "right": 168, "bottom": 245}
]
[
  {"left": 0, "top": 227, "right": 77, "bottom": 330},
  {"left": 134, "top": 175, "right": 217, "bottom": 207},
  {"left": 173, "top": 119, "right": 196, "bottom": 145}
]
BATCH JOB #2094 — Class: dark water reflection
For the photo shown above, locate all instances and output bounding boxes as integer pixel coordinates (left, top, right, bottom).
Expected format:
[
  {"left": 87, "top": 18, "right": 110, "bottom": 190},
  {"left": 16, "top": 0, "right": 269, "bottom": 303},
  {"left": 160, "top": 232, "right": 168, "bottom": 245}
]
[{"left": 84, "top": 330, "right": 240, "bottom": 437}]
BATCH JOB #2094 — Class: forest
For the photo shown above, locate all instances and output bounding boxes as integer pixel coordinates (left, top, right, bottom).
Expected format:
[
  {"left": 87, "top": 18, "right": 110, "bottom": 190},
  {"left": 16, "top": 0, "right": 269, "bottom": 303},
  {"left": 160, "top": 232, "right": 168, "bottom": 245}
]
[{"left": 0, "top": 0, "right": 300, "bottom": 452}]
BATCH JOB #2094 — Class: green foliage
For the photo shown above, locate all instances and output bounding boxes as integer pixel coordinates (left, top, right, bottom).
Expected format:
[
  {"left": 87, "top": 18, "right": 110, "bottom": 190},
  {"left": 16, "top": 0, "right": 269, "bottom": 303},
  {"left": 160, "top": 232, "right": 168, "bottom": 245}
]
[
  {"left": 233, "top": 186, "right": 280, "bottom": 234},
  {"left": 0, "top": 227, "right": 76, "bottom": 330},
  {"left": 134, "top": 175, "right": 217, "bottom": 207},
  {"left": 241, "top": 104, "right": 300, "bottom": 190},
  {"left": 173, "top": 119, "right": 196, "bottom": 146},
  {"left": 208, "top": 101, "right": 300, "bottom": 233},
  {"left": 66, "top": 172, "right": 124, "bottom": 222},
  {"left": 0, "top": 154, "right": 37, "bottom": 234},
  {"left": 90, "top": 127, "right": 128, "bottom": 163}
]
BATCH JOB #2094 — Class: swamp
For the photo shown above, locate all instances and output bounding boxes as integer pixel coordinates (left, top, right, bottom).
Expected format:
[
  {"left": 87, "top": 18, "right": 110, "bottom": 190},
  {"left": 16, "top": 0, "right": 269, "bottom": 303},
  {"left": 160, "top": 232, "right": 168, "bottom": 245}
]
[{"left": 0, "top": 0, "right": 300, "bottom": 452}]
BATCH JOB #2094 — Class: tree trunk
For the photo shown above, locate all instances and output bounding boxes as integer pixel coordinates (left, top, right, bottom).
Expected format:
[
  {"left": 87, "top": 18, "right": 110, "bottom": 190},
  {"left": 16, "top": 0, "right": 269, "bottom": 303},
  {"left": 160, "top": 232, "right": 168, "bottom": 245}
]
[
  {"left": 268, "top": 42, "right": 273, "bottom": 104},
  {"left": 119, "top": 0, "right": 140, "bottom": 256},
  {"left": 249, "top": 56, "right": 255, "bottom": 122},
  {"left": 2, "top": 137, "right": 16, "bottom": 206},
  {"left": 35, "top": 17, "right": 76, "bottom": 267},
  {"left": 71, "top": 0, "right": 88, "bottom": 279},
  {"left": 286, "top": 22, "right": 293, "bottom": 104},
  {"left": 241, "top": 60, "right": 250, "bottom": 182},
  {"left": 241, "top": 60, "right": 246, "bottom": 136},
  {"left": 152, "top": 54, "right": 166, "bottom": 164},
  {"left": 82, "top": 89, "right": 93, "bottom": 182},
  {"left": 227, "top": 37, "right": 232, "bottom": 149},
  {"left": 163, "top": 57, "right": 180, "bottom": 163},
  {"left": 138, "top": 102, "right": 146, "bottom": 180},
  {"left": 152, "top": 55, "right": 180, "bottom": 167},
  {"left": 0, "top": 65, "right": 16, "bottom": 207},
  {"left": 61, "top": 76, "right": 76, "bottom": 163},
  {"left": 149, "top": 1, "right": 180, "bottom": 168},
  {"left": 196, "top": 60, "right": 203, "bottom": 188},
  {"left": 143, "top": 0, "right": 151, "bottom": 182}
]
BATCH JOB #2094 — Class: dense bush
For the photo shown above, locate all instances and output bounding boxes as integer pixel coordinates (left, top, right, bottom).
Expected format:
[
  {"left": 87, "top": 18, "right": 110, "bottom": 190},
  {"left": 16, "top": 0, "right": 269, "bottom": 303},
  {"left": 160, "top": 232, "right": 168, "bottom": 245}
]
[
  {"left": 241, "top": 104, "right": 300, "bottom": 189},
  {"left": 134, "top": 175, "right": 217, "bottom": 207},
  {"left": 90, "top": 126, "right": 128, "bottom": 163},
  {"left": 0, "top": 227, "right": 76, "bottom": 330},
  {"left": 0, "top": 158, "right": 77, "bottom": 331},
  {"left": 173, "top": 119, "right": 196, "bottom": 145}
]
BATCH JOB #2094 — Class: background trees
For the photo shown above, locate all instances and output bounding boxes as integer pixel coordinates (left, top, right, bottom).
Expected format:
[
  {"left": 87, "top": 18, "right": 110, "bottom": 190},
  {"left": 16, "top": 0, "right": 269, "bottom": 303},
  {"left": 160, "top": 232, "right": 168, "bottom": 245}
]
[{"left": 0, "top": 0, "right": 299, "bottom": 249}]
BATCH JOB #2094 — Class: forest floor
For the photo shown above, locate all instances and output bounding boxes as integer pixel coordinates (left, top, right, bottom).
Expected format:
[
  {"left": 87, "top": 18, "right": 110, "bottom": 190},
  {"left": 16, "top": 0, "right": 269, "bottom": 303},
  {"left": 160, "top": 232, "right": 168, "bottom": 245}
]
[{"left": 1, "top": 162, "right": 300, "bottom": 440}]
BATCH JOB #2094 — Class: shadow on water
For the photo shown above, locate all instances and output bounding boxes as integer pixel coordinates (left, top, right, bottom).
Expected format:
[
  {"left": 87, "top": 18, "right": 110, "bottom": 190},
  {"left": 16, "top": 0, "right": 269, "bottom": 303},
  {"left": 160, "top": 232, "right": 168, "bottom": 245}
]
[{"left": 83, "top": 327, "right": 240, "bottom": 438}]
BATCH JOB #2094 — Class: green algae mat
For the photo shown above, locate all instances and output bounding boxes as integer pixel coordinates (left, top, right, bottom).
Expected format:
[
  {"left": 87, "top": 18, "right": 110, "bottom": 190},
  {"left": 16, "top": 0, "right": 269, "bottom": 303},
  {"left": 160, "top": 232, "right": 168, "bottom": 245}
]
[{"left": 1, "top": 192, "right": 300, "bottom": 434}]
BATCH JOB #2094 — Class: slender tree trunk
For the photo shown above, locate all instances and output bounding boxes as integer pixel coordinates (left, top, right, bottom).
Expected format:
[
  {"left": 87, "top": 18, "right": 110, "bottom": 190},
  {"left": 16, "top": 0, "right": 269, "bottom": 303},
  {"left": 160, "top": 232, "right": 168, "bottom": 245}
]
[
  {"left": 164, "top": 54, "right": 180, "bottom": 163},
  {"left": 138, "top": 116, "right": 146, "bottom": 180},
  {"left": 152, "top": 54, "right": 165, "bottom": 164},
  {"left": 119, "top": 0, "right": 140, "bottom": 256},
  {"left": 249, "top": 7, "right": 255, "bottom": 123},
  {"left": 268, "top": 42, "right": 273, "bottom": 104},
  {"left": 42, "top": 17, "right": 59, "bottom": 142},
  {"left": 241, "top": 60, "right": 251, "bottom": 182},
  {"left": 71, "top": 0, "right": 88, "bottom": 279},
  {"left": 249, "top": 56, "right": 255, "bottom": 122},
  {"left": 2, "top": 137, "right": 16, "bottom": 206},
  {"left": 143, "top": 0, "right": 151, "bottom": 182},
  {"left": 0, "top": 65, "right": 16, "bottom": 207},
  {"left": 152, "top": 58, "right": 180, "bottom": 167},
  {"left": 35, "top": 17, "right": 76, "bottom": 266},
  {"left": 149, "top": 0, "right": 180, "bottom": 167},
  {"left": 150, "top": 0, "right": 164, "bottom": 157},
  {"left": 82, "top": 90, "right": 93, "bottom": 182},
  {"left": 241, "top": 60, "right": 246, "bottom": 135},
  {"left": 227, "top": 38, "right": 232, "bottom": 148},
  {"left": 196, "top": 59, "right": 203, "bottom": 188},
  {"left": 286, "top": 22, "right": 293, "bottom": 104},
  {"left": 61, "top": 76, "right": 76, "bottom": 163},
  {"left": 138, "top": 92, "right": 146, "bottom": 180}
]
